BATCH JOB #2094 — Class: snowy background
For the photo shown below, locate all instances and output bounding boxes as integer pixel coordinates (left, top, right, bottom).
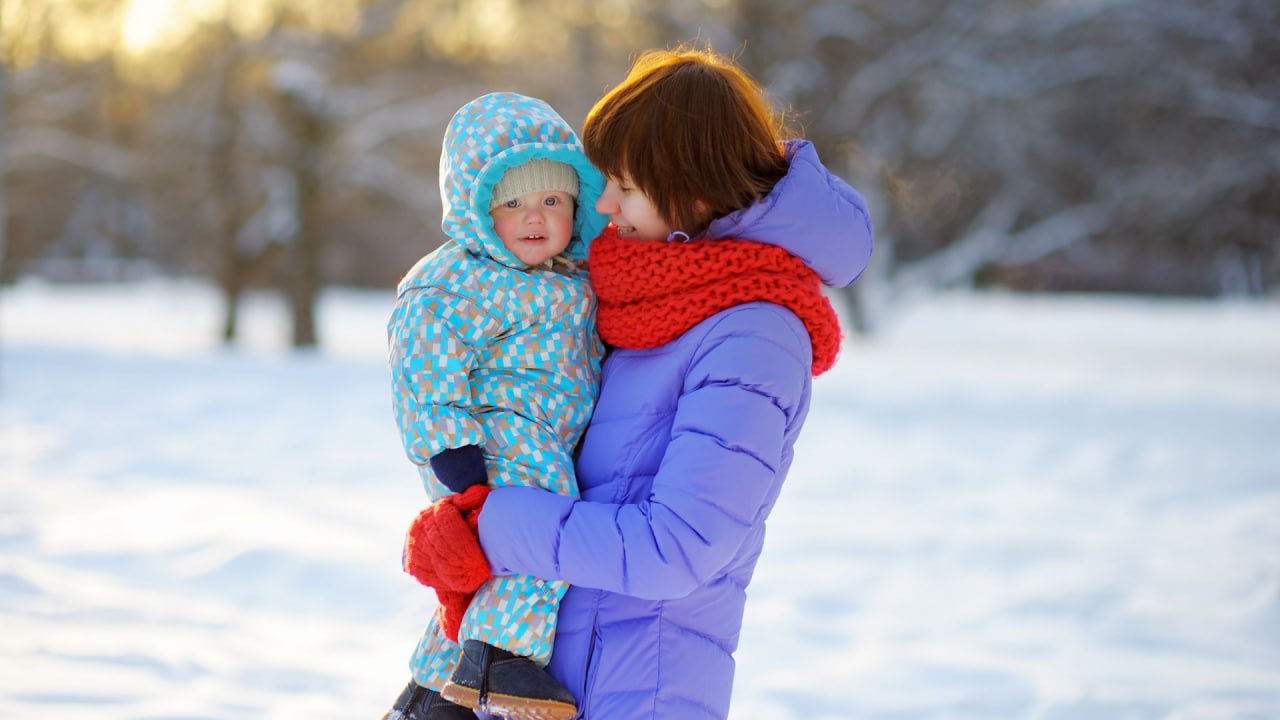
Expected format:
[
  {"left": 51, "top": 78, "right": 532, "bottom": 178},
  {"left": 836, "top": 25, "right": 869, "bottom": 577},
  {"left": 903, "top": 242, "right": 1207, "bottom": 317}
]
[{"left": 2, "top": 280, "right": 1278, "bottom": 720}]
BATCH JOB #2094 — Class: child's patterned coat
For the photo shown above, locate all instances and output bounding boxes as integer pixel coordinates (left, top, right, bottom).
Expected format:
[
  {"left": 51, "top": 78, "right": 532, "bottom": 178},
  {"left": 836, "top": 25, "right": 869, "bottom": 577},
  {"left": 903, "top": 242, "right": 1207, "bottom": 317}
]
[{"left": 386, "top": 92, "right": 608, "bottom": 690}]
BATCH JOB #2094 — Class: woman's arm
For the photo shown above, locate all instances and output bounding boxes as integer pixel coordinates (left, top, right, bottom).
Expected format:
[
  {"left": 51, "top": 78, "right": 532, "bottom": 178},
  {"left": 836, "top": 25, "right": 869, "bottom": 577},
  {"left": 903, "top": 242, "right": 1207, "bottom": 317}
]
[{"left": 479, "top": 305, "right": 811, "bottom": 599}]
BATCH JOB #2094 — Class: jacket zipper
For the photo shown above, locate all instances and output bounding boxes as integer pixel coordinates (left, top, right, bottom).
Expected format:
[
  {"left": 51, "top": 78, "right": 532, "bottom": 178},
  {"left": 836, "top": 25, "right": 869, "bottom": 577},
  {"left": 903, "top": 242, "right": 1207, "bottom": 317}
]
[{"left": 573, "top": 610, "right": 603, "bottom": 719}]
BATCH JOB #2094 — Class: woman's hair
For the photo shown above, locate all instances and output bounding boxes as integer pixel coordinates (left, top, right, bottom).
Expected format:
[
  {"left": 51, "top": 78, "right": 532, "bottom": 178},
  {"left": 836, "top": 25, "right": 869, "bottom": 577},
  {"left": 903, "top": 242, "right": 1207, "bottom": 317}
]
[{"left": 583, "top": 46, "right": 793, "bottom": 237}]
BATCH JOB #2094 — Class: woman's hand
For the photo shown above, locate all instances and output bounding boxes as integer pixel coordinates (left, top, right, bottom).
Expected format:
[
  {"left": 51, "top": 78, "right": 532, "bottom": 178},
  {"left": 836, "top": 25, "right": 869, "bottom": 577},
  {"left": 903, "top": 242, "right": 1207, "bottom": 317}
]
[{"left": 402, "top": 484, "right": 492, "bottom": 640}]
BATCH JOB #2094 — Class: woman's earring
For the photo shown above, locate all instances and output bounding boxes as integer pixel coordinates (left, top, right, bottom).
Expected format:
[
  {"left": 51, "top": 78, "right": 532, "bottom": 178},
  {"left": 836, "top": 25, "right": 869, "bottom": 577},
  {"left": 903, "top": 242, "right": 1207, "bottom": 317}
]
[{"left": 666, "top": 230, "right": 691, "bottom": 243}]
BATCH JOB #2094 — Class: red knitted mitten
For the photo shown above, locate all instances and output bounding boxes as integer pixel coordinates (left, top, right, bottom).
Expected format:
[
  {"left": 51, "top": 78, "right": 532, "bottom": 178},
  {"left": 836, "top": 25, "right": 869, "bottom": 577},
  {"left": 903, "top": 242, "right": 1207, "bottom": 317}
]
[
  {"left": 434, "top": 588, "right": 474, "bottom": 642},
  {"left": 403, "top": 486, "right": 492, "bottom": 642},
  {"left": 444, "top": 483, "right": 490, "bottom": 534},
  {"left": 403, "top": 486, "right": 492, "bottom": 592}
]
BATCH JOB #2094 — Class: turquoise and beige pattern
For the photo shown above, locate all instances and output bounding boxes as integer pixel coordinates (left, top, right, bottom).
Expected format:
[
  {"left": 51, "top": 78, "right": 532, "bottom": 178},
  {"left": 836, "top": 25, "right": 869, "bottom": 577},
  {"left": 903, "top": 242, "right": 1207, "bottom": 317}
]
[{"left": 387, "top": 93, "right": 607, "bottom": 690}]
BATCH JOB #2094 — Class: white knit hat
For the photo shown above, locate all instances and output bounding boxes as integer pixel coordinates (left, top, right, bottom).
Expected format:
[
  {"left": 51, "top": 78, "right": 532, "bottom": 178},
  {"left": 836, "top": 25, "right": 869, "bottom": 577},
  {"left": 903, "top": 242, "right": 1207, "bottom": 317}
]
[{"left": 490, "top": 159, "right": 579, "bottom": 208}]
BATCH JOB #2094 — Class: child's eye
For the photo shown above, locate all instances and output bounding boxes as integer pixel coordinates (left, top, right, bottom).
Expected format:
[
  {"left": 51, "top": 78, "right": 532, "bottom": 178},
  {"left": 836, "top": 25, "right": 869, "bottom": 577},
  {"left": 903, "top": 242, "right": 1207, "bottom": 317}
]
[
  {"left": 544, "top": 196, "right": 560, "bottom": 206},
  {"left": 504, "top": 199, "right": 519, "bottom": 209}
]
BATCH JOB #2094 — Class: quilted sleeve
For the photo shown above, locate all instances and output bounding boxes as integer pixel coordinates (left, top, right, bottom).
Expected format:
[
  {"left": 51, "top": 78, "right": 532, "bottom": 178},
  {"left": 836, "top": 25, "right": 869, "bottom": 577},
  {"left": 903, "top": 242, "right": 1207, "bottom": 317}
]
[
  {"left": 388, "top": 287, "right": 495, "bottom": 466},
  {"left": 479, "top": 304, "right": 811, "bottom": 599}
]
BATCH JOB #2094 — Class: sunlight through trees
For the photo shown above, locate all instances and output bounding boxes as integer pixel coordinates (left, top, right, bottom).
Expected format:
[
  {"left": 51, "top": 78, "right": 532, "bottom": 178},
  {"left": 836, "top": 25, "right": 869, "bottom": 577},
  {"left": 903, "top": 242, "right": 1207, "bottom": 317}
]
[{"left": 2, "top": 0, "right": 1276, "bottom": 347}]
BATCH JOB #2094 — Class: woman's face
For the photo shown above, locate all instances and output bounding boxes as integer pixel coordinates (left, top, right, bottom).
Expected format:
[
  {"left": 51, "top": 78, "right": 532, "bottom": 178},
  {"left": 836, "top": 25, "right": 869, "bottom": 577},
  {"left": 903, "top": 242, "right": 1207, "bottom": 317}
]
[{"left": 595, "top": 174, "right": 673, "bottom": 242}]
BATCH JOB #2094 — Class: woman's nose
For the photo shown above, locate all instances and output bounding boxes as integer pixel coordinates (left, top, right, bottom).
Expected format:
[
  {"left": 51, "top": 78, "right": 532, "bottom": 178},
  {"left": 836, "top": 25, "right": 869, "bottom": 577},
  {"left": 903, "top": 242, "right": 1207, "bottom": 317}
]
[{"left": 595, "top": 188, "right": 618, "bottom": 216}]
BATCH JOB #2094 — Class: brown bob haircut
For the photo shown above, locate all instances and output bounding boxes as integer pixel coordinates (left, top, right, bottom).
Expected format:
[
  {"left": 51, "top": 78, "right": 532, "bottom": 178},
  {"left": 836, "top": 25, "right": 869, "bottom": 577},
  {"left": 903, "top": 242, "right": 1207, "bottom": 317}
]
[{"left": 583, "top": 46, "right": 793, "bottom": 237}]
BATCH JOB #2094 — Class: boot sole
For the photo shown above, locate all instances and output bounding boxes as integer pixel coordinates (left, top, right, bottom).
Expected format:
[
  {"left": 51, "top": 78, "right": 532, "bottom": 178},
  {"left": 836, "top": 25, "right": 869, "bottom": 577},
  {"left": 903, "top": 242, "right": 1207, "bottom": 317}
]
[{"left": 440, "top": 682, "right": 577, "bottom": 720}]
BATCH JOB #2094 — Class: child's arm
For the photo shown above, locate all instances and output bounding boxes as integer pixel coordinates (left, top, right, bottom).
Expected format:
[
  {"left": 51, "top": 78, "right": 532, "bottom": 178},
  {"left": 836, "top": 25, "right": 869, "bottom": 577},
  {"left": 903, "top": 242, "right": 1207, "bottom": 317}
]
[{"left": 388, "top": 288, "right": 496, "bottom": 493}]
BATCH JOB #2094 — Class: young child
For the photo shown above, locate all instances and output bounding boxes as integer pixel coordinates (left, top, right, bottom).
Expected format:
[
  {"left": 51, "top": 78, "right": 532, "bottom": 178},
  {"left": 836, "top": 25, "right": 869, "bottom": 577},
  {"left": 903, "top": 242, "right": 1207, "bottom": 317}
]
[{"left": 383, "top": 92, "right": 608, "bottom": 720}]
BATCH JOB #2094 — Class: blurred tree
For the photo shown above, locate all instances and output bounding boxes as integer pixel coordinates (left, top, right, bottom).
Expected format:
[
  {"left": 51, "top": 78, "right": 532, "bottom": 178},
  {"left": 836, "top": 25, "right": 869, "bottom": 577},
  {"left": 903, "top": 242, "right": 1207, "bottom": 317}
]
[
  {"left": 201, "top": 31, "right": 279, "bottom": 343},
  {"left": 1, "top": 54, "right": 7, "bottom": 284},
  {"left": 720, "top": 0, "right": 1279, "bottom": 330},
  {"left": 3, "top": 0, "right": 1275, "bottom": 348},
  {"left": 271, "top": 52, "right": 331, "bottom": 347},
  {"left": 2, "top": 0, "right": 144, "bottom": 284}
]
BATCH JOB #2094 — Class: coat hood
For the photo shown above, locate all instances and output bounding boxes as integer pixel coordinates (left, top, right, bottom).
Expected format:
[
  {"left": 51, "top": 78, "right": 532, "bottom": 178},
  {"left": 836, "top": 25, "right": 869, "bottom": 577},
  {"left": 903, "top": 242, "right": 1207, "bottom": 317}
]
[
  {"left": 439, "top": 92, "right": 609, "bottom": 269},
  {"left": 704, "top": 140, "right": 874, "bottom": 288}
]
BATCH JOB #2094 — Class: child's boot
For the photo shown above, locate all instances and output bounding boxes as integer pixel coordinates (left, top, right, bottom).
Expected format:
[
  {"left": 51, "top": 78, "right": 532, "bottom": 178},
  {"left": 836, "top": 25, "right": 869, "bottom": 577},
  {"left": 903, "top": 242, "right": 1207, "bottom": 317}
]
[
  {"left": 383, "top": 680, "right": 477, "bottom": 720},
  {"left": 440, "top": 640, "right": 577, "bottom": 720}
]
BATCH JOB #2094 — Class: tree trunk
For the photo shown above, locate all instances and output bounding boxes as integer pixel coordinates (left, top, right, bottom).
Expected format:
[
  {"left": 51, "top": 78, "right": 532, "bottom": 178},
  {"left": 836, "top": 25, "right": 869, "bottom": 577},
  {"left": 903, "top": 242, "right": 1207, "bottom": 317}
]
[
  {"left": 287, "top": 171, "right": 321, "bottom": 348},
  {"left": 283, "top": 102, "right": 325, "bottom": 349},
  {"left": 208, "top": 42, "right": 246, "bottom": 345},
  {"left": 0, "top": 58, "right": 8, "bottom": 283},
  {"left": 221, "top": 279, "right": 242, "bottom": 342}
]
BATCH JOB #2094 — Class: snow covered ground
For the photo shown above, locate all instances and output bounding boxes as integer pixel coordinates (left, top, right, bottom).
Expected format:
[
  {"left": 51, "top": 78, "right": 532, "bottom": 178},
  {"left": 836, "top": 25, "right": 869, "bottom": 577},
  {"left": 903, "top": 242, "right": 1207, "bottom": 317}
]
[{"left": 1, "top": 279, "right": 1278, "bottom": 720}]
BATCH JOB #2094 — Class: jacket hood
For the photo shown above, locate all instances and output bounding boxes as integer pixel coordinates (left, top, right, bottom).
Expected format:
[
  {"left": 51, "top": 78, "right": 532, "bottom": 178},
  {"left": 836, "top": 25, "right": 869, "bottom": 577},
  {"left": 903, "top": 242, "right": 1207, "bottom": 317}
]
[
  {"left": 439, "top": 92, "right": 609, "bottom": 269},
  {"left": 704, "top": 140, "right": 873, "bottom": 288}
]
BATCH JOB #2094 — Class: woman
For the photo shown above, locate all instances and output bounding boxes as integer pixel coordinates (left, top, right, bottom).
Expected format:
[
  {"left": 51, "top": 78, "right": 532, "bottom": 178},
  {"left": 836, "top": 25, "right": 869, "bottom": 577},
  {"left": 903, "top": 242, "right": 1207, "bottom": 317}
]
[{"left": 403, "top": 46, "right": 873, "bottom": 719}]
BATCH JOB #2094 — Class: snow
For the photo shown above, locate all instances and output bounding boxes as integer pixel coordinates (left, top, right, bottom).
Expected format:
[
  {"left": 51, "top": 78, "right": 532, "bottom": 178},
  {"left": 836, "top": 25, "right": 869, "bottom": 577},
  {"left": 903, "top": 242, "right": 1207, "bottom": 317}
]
[{"left": 2, "top": 279, "right": 1278, "bottom": 720}]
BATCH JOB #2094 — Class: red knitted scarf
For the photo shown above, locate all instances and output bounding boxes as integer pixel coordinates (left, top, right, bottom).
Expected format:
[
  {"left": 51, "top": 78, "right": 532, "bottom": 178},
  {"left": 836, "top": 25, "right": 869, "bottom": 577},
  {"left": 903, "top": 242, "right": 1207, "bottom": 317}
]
[{"left": 588, "top": 225, "right": 842, "bottom": 376}]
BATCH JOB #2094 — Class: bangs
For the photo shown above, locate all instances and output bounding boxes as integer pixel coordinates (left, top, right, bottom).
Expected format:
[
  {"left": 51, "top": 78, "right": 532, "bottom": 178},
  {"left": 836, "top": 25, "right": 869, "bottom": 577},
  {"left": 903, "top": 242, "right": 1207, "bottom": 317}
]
[
  {"left": 583, "top": 70, "right": 667, "bottom": 185},
  {"left": 582, "top": 111, "right": 632, "bottom": 183}
]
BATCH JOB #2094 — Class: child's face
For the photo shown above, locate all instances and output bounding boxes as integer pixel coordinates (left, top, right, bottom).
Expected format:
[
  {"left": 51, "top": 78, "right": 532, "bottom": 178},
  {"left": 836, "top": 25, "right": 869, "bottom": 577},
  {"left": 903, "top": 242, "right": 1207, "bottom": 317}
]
[
  {"left": 489, "top": 190, "right": 576, "bottom": 266},
  {"left": 595, "top": 174, "right": 674, "bottom": 242}
]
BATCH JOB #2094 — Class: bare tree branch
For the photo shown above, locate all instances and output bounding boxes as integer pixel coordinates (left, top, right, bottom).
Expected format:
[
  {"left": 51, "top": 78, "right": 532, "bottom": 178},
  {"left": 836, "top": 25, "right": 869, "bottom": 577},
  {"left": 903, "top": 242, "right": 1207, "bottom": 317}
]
[{"left": 7, "top": 127, "right": 137, "bottom": 181}]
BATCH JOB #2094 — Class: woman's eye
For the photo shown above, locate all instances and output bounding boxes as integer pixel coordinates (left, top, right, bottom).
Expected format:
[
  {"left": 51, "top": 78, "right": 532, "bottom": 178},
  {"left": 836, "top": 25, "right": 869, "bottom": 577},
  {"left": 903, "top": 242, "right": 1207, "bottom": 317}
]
[{"left": 619, "top": 186, "right": 633, "bottom": 193}]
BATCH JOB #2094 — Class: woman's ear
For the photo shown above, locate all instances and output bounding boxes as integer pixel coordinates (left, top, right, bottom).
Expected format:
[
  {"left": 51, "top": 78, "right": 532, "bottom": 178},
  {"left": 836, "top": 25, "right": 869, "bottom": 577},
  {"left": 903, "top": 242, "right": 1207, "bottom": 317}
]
[{"left": 692, "top": 199, "right": 714, "bottom": 233}]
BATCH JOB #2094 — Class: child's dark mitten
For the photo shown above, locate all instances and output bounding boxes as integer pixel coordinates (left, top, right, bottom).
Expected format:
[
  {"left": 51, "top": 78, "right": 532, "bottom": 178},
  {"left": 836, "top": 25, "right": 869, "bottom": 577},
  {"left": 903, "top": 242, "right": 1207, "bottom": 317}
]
[{"left": 430, "top": 444, "right": 489, "bottom": 493}]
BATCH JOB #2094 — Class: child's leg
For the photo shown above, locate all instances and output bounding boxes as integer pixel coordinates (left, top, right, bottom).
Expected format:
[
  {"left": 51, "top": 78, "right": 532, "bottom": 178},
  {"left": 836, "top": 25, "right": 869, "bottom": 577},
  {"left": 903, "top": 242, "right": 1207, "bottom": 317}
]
[
  {"left": 436, "top": 448, "right": 579, "bottom": 718},
  {"left": 457, "top": 573, "right": 569, "bottom": 667},
  {"left": 405, "top": 468, "right": 465, "bottom": 692},
  {"left": 464, "top": 449, "right": 577, "bottom": 664},
  {"left": 409, "top": 613, "right": 463, "bottom": 692}
]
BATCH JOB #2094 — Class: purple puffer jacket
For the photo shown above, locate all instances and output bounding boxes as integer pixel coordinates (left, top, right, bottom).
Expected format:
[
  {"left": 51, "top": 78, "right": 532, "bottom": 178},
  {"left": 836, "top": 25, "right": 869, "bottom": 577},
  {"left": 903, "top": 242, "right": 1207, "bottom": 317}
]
[{"left": 477, "top": 140, "right": 873, "bottom": 719}]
